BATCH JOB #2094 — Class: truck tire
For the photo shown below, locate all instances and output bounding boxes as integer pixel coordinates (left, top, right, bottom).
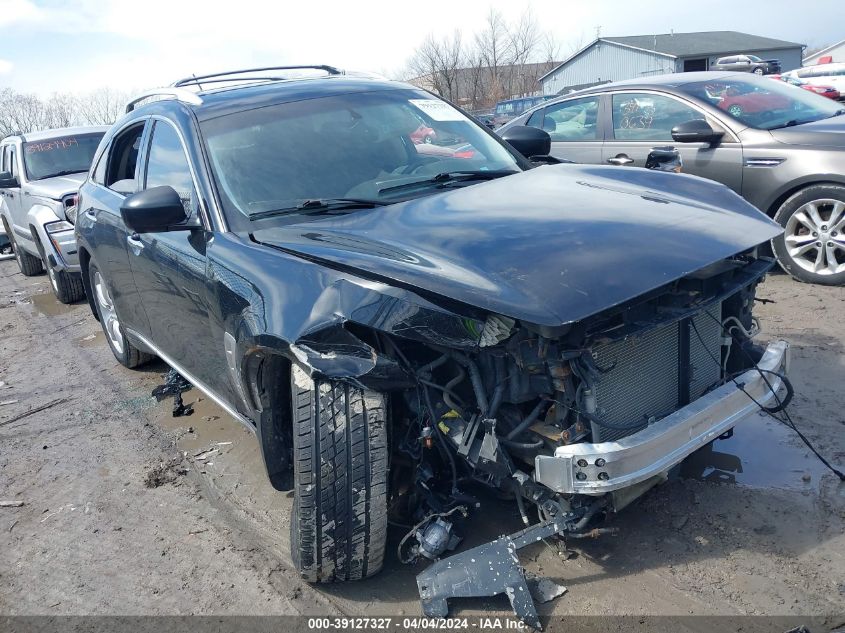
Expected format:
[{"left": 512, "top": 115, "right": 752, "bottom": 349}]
[
  {"left": 11, "top": 237, "right": 43, "bottom": 276},
  {"left": 290, "top": 369, "right": 387, "bottom": 582},
  {"left": 771, "top": 184, "right": 845, "bottom": 286},
  {"left": 49, "top": 267, "right": 85, "bottom": 303},
  {"left": 89, "top": 261, "right": 154, "bottom": 368}
]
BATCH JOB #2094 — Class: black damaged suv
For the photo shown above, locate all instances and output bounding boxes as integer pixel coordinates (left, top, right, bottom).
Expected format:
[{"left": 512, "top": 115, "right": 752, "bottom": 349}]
[{"left": 76, "top": 66, "right": 788, "bottom": 618}]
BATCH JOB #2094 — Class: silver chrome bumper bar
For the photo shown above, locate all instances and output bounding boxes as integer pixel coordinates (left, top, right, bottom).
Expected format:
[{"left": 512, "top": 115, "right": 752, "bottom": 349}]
[{"left": 534, "top": 341, "right": 790, "bottom": 495}]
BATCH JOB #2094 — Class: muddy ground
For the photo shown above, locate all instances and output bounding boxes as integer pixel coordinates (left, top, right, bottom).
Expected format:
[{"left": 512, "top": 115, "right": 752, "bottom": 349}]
[{"left": 0, "top": 258, "right": 843, "bottom": 631}]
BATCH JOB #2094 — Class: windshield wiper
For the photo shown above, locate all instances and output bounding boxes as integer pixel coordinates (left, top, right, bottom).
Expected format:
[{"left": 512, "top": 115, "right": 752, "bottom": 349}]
[
  {"left": 248, "top": 198, "right": 388, "bottom": 221},
  {"left": 770, "top": 118, "right": 820, "bottom": 129},
  {"left": 35, "top": 169, "right": 86, "bottom": 180},
  {"left": 377, "top": 169, "right": 518, "bottom": 195}
]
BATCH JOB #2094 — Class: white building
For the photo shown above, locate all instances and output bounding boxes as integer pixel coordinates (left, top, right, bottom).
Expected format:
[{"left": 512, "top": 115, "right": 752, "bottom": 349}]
[
  {"left": 540, "top": 31, "right": 805, "bottom": 95},
  {"left": 803, "top": 39, "right": 845, "bottom": 66}
]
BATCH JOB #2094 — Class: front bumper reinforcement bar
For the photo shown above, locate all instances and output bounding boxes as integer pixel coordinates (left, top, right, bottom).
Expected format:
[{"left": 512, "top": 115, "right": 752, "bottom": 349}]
[{"left": 534, "top": 340, "right": 790, "bottom": 495}]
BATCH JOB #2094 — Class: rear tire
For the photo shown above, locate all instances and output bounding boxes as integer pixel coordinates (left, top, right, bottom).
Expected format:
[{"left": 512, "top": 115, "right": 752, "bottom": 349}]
[
  {"left": 290, "top": 369, "right": 388, "bottom": 582},
  {"left": 771, "top": 185, "right": 845, "bottom": 286},
  {"left": 11, "top": 237, "right": 43, "bottom": 276},
  {"left": 89, "top": 261, "right": 154, "bottom": 368}
]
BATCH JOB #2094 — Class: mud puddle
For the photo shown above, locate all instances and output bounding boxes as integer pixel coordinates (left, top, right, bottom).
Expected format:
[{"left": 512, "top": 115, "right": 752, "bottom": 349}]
[
  {"left": 681, "top": 411, "right": 830, "bottom": 491},
  {"left": 30, "top": 291, "right": 74, "bottom": 317}
]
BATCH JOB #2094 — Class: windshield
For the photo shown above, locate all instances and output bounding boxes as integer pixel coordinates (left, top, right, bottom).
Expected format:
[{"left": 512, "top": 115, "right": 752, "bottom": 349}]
[
  {"left": 201, "top": 88, "right": 521, "bottom": 225},
  {"left": 747, "top": 55, "right": 762, "bottom": 62},
  {"left": 679, "top": 75, "right": 843, "bottom": 130},
  {"left": 23, "top": 133, "right": 104, "bottom": 181}
]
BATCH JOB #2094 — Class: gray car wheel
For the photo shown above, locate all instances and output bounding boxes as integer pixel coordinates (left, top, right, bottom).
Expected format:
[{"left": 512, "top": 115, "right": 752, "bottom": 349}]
[
  {"left": 89, "top": 262, "right": 154, "bottom": 368},
  {"left": 772, "top": 185, "right": 845, "bottom": 285},
  {"left": 753, "top": 67, "right": 765, "bottom": 75}
]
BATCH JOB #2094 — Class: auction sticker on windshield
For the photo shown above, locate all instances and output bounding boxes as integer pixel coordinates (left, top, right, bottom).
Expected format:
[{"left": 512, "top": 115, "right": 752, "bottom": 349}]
[{"left": 409, "top": 99, "right": 469, "bottom": 122}]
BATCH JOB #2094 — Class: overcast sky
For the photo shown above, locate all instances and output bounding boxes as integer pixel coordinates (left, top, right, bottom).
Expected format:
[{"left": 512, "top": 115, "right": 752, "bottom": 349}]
[{"left": 0, "top": 0, "right": 841, "bottom": 96}]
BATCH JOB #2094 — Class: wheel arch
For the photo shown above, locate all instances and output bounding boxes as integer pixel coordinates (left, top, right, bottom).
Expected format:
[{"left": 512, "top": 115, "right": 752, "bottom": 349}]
[
  {"left": 242, "top": 344, "right": 296, "bottom": 491},
  {"left": 764, "top": 178, "right": 845, "bottom": 218}
]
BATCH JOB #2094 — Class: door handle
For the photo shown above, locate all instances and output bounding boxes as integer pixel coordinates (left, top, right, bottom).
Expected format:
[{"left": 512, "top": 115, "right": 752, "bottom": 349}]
[
  {"left": 607, "top": 155, "right": 635, "bottom": 166},
  {"left": 127, "top": 233, "right": 144, "bottom": 255}
]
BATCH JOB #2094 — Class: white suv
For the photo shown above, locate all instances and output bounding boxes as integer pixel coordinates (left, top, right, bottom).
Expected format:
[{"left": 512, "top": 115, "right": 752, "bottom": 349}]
[{"left": 0, "top": 127, "right": 106, "bottom": 302}]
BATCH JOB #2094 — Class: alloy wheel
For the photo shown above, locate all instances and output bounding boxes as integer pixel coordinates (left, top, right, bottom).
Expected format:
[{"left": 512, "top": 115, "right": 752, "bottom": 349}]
[
  {"left": 93, "top": 271, "right": 124, "bottom": 354},
  {"left": 784, "top": 199, "right": 845, "bottom": 276}
]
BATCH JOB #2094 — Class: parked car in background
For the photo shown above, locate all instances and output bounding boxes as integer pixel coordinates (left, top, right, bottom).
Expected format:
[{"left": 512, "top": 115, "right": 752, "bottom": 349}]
[
  {"left": 0, "top": 126, "right": 108, "bottom": 301},
  {"left": 782, "top": 62, "right": 845, "bottom": 95},
  {"left": 409, "top": 123, "right": 436, "bottom": 144},
  {"left": 492, "top": 95, "right": 552, "bottom": 127},
  {"left": 74, "top": 68, "right": 788, "bottom": 618},
  {"left": 711, "top": 54, "right": 781, "bottom": 75},
  {"left": 499, "top": 72, "right": 845, "bottom": 285},
  {"left": 772, "top": 74, "right": 841, "bottom": 100}
]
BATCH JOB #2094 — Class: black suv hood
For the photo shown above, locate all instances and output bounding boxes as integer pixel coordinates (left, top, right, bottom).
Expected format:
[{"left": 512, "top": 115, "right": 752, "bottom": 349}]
[
  {"left": 253, "top": 165, "right": 781, "bottom": 327},
  {"left": 771, "top": 115, "right": 845, "bottom": 148}
]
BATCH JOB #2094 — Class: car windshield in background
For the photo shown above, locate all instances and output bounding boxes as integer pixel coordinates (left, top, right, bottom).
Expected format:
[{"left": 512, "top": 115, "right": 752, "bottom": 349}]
[
  {"left": 680, "top": 76, "right": 843, "bottom": 130},
  {"left": 201, "top": 89, "right": 520, "bottom": 224},
  {"left": 22, "top": 133, "right": 104, "bottom": 181}
]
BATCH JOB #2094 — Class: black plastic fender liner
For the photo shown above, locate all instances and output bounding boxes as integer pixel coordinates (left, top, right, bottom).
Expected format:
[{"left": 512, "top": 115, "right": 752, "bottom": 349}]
[{"left": 416, "top": 519, "right": 566, "bottom": 630}]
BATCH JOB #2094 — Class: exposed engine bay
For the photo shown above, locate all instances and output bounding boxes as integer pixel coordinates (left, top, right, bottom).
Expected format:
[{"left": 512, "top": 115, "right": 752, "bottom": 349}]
[{"left": 335, "top": 253, "right": 789, "bottom": 626}]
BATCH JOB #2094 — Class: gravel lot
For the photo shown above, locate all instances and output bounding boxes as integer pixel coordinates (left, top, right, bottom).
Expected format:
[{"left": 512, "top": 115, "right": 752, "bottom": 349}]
[{"left": 0, "top": 259, "right": 843, "bottom": 631}]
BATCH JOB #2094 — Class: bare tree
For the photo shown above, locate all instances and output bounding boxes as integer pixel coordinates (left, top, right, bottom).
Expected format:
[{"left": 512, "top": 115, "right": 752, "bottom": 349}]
[
  {"left": 77, "top": 87, "right": 130, "bottom": 126},
  {"left": 475, "top": 8, "right": 512, "bottom": 104},
  {"left": 406, "top": 31, "right": 465, "bottom": 103}
]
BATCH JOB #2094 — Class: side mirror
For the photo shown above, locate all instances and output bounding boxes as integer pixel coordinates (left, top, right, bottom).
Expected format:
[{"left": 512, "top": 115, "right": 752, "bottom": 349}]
[
  {"left": 499, "top": 125, "right": 551, "bottom": 159},
  {"left": 671, "top": 119, "right": 724, "bottom": 146},
  {"left": 120, "top": 186, "right": 191, "bottom": 233},
  {"left": 0, "top": 171, "right": 19, "bottom": 188}
]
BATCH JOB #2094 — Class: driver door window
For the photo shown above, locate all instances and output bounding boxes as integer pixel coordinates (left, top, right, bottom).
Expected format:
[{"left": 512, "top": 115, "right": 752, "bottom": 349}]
[{"left": 611, "top": 93, "right": 702, "bottom": 141}]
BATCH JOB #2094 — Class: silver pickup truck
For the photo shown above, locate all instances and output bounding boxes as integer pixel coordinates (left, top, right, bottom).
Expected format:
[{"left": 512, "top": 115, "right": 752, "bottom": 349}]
[{"left": 0, "top": 127, "right": 106, "bottom": 302}]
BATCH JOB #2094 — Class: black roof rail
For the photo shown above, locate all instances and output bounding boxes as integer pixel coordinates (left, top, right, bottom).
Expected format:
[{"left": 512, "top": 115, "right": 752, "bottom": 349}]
[{"left": 172, "top": 65, "right": 343, "bottom": 88}]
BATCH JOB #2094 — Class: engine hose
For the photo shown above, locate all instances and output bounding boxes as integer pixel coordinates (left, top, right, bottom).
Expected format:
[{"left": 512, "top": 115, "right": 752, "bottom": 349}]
[
  {"left": 423, "top": 385, "right": 458, "bottom": 493},
  {"left": 567, "top": 527, "right": 619, "bottom": 539},
  {"left": 443, "top": 364, "right": 466, "bottom": 414},
  {"left": 505, "top": 399, "right": 547, "bottom": 440},
  {"left": 571, "top": 498, "right": 606, "bottom": 532},
  {"left": 488, "top": 355, "right": 506, "bottom": 420},
  {"left": 418, "top": 353, "right": 449, "bottom": 377},
  {"left": 498, "top": 436, "right": 544, "bottom": 451},
  {"left": 443, "top": 350, "right": 489, "bottom": 415},
  {"left": 418, "top": 378, "right": 466, "bottom": 413}
]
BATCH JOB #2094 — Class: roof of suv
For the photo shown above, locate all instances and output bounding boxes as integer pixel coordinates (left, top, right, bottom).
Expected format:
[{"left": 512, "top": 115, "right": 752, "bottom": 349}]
[
  {"left": 189, "top": 75, "right": 417, "bottom": 120},
  {"left": 11, "top": 126, "right": 109, "bottom": 143}
]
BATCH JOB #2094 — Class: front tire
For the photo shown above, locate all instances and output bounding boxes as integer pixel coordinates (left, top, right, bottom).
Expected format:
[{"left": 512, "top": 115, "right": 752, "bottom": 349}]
[
  {"left": 49, "top": 267, "right": 85, "bottom": 303},
  {"left": 771, "top": 185, "right": 845, "bottom": 285},
  {"left": 290, "top": 369, "right": 387, "bottom": 582},
  {"left": 753, "top": 67, "right": 765, "bottom": 75},
  {"left": 89, "top": 261, "right": 154, "bottom": 368}
]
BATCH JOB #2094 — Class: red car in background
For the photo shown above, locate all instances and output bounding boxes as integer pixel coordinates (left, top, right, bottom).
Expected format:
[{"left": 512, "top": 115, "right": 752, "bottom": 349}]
[
  {"left": 713, "top": 84, "right": 793, "bottom": 117},
  {"left": 410, "top": 124, "right": 436, "bottom": 144},
  {"left": 770, "top": 74, "right": 841, "bottom": 100}
]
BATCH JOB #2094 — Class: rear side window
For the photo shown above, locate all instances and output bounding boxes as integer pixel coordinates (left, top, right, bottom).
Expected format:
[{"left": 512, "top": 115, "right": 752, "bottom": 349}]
[
  {"left": 538, "top": 97, "right": 600, "bottom": 142},
  {"left": 144, "top": 121, "right": 197, "bottom": 215},
  {"left": 106, "top": 124, "right": 145, "bottom": 194}
]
